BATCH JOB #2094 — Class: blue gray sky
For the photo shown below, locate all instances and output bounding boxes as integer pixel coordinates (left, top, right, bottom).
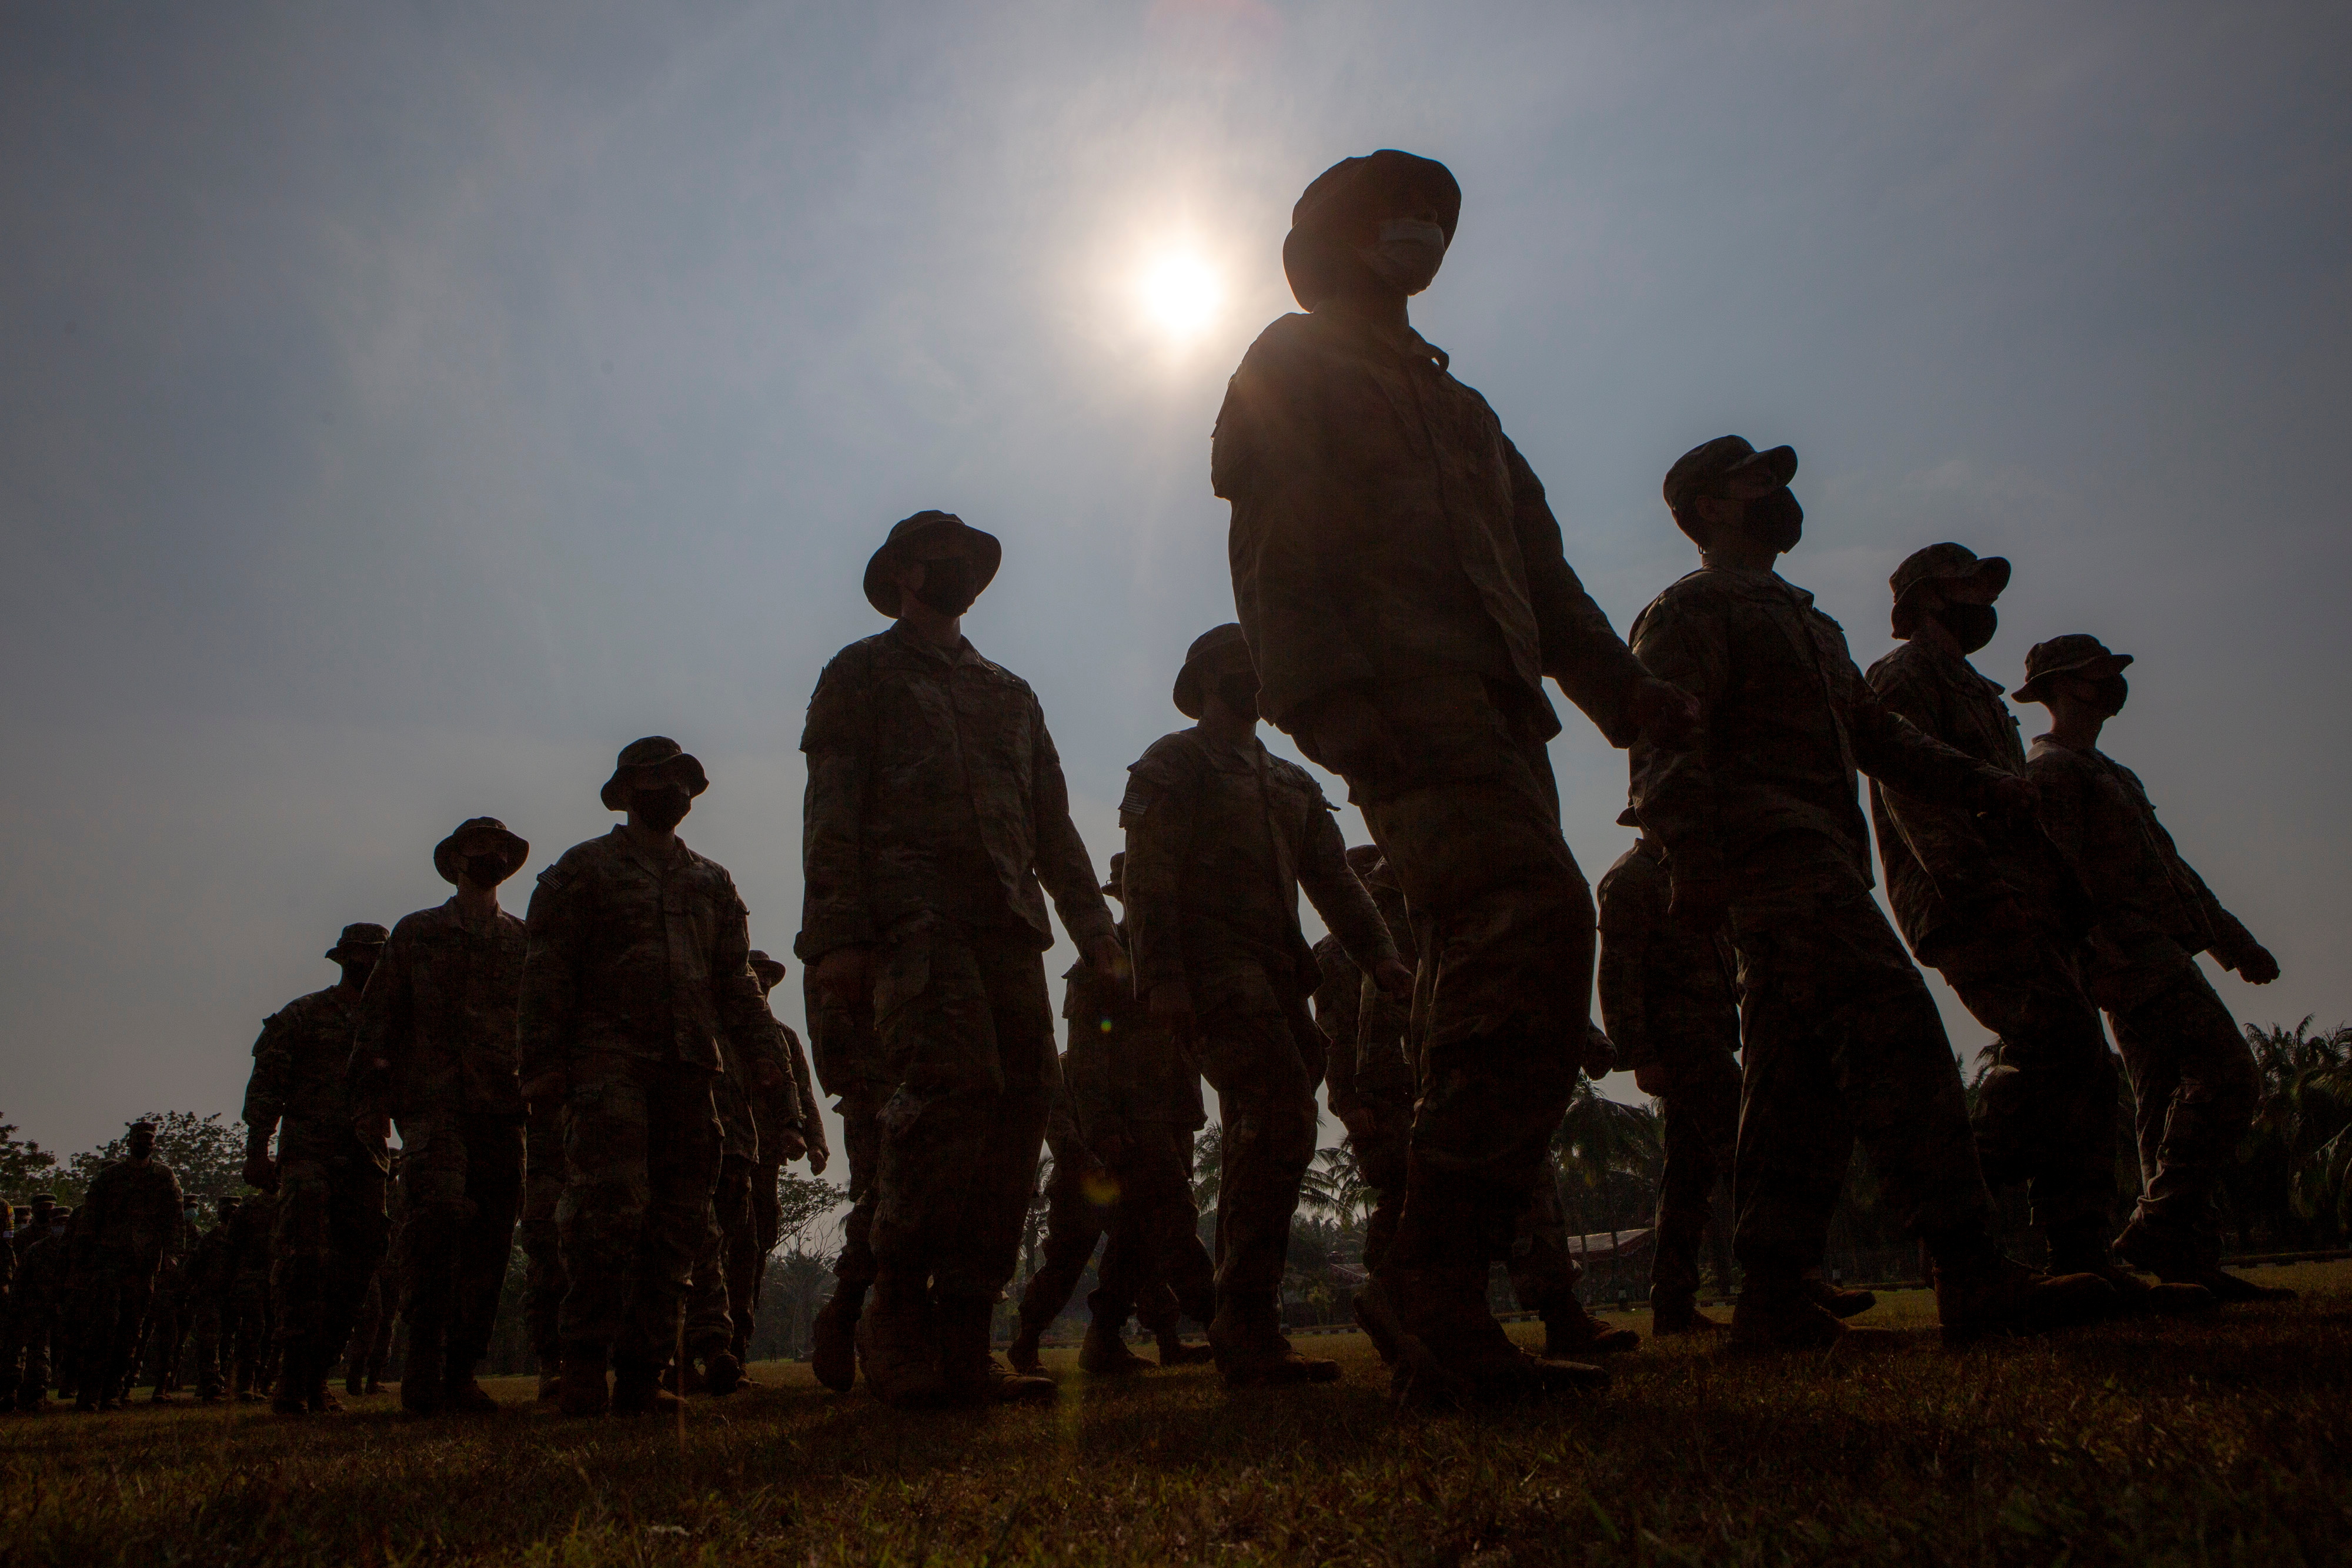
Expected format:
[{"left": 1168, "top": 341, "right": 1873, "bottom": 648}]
[{"left": 5, "top": 1, "right": 2347, "bottom": 1159}]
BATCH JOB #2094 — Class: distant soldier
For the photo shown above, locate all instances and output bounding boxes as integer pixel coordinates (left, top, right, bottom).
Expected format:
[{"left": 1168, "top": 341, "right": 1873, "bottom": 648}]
[
  {"left": 8, "top": 1206, "right": 74, "bottom": 1412},
  {"left": 1628, "top": 436, "right": 2109, "bottom": 1346},
  {"left": 224, "top": 1189, "right": 278, "bottom": 1399},
  {"left": 1007, "top": 1057, "right": 1114, "bottom": 1369},
  {"left": 139, "top": 1195, "right": 205, "bottom": 1400},
  {"left": 1598, "top": 809, "right": 1742, "bottom": 1333},
  {"left": 1214, "top": 150, "right": 1699, "bottom": 1403},
  {"left": 803, "top": 967, "right": 890, "bottom": 1392},
  {"left": 799, "top": 511, "right": 1119, "bottom": 1408},
  {"left": 352, "top": 817, "right": 533, "bottom": 1414},
  {"left": 74, "top": 1121, "right": 184, "bottom": 1409},
  {"left": 1122, "top": 623, "right": 1406, "bottom": 1388},
  {"left": 735, "top": 954, "right": 818, "bottom": 1376},
  {"left": 1504, "top": 1025, "right": 1642, "bottom": 1359},
  {"left": 2017, "top": 635, "right": 2288, "bottom": 1302},
  {"left": 343, "top": 1155, "right": 404, "bottom": 1396},
  {"left": 243, "top": 922, "right": 392, "bottom": 1412},
  {"left": 518, "top": 738, "right": 774, "bottom": 1416},
  {"left": 1312, "top": 848, "right": 1414, "bottom": 1314},
  {"left": 182, "top": 1196, "right": 242, "bottom": 1403}
]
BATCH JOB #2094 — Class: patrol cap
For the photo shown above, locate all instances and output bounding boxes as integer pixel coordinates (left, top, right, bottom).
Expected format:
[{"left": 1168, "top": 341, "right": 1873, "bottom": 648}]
[
  {"left": 1101, "top": 851, "right": 1125, "bottom": 898},
  {"left": 862, "top": 510, "right": 1003, "bottom": 618},
  {"left": 1663, "top": 436, "right": 1798, "bottom": 519},
  {"left": 1889, "top": 543, "right": 2012, "bottom": 638},
  {"left": 128, "top": 1120, "right": 157, "bottom": 1136},
  {"left": 433, "top": 816, "right": 530, "bottom": 887},
  {"left": 2014, "top": 634, "right": 2133, "bottom": 705},
  {"left": 748, "top": 950, "right": 788, "bottom": 990},
  {"left": 1172, "top": 623, "right": 1256, "bottom": 719},
  {"left": 326, "top": 923, "right": 390, "bottom": 961},
  {"left": 1283, "top": 150, "right": 1461, "bottom": 310},
  {"left": 600, "top": 737, "right": 710, "bottom": 812}
]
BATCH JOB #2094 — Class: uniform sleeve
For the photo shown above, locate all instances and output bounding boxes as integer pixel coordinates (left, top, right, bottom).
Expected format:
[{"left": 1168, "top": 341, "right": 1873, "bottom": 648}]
[
  {"left": 778, "top": 1023, "right": 825, "bottom": 1155},
  {"left": 1043, "top": 1055, "right": 1087, "bottom": 1161},
  {"left": 797, "top": 650, "right": 876, "bottom": 962},
  {"left": 710, "top": 876, "right": 776, "bottom": 1075},
  {"left": 1312, "top": 941, "right": 1365, "bottom": 1116},
  {"left": 1027, "top": 700, "right": 1118, "bottom": 955},
  {"left": 348, "top": 922, "right": 413, "bottom": 1111},
  {"left": 1216, "top": 322, "right": 1382, "bottom": 730},
  {"left": 1595, "top": 861, "right": 1656, "bottom": 1072},
  {"left": 1503, "top": 436, "right": 1649, "bottom": 746},
  {"left": 1628, "top": 591, "right": 1735, "bottom": 889},
  {"left": 1296, "top": 803, "right": 1398, "bottom": 975},
  {"left": 241, "top": 1010, "right": 293, "bottom": 1147},
  {"left": 1845, "top": 663, "right": 2010, "bottom": 811},
  {"left": 2144, "top": 807, "right": 2263, "bottom": 966},
  {"left": 517, "top": 869, "right": 586, "bottom": 1088},
  {"left": 1866, "top": 659, "right": 2006, "bottom": 913},
  {"left": 1121, "top": 741, "right": 1199, "bottom": 997}
]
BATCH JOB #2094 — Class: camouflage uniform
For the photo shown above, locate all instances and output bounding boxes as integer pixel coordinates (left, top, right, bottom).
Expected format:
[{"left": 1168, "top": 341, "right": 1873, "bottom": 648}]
[
  {"left": 806, "top": 974, "right": 887, "bottom": 1297},
  {"left": 244, "top": 981, "right": 390, "bottom": 1402},
  {"left": 1868, "top": 634, "right": 2117, "bottom": 1259},
  {"left": 1215, "top": 190, "right": 1655, "bottom": 1369},
  {"left": 797, "top": 617, "right": 1115, "bottom": 1381},
  {"left": 182, "top": 1206, "right": 239, "bottom": 1399},
  {"left": 75, "top": 1155, "right": 183, "bottom": 1405},
  {"left": 2026, "top": 734, "right": 2267, "bottom": 1269},
  {"left": 1629, "top": 566, "right": 2014, "bottom": 1286},
  {"left": 1311, "top": 860, "right": 1415, "bottom": 1275},
  {"left": 138, "top": 1207, "right": 202, "bottom": 1396},
  {"left": 1121, "top": 721, "right": 1395, "bottom": 1374},
  {"left": 730, "top": 994, "right": 816, "bottom": 1368},
  {"left": 8, "top": 1216, "right": 72, "bottom": 1410},
  {"left": 518, "top": 1101, "right": 566, "bottom": 1383},
  {"left": 353, "top": 898, "right": 529, "bottom": 1398},
  {"left": 1596, "top": 835, "right": 1740, "bottom": 1312},
  {"left": 343, "top": 1172, "right": 403, "bottom": 1393},
  {"left": 517, "top": 827, "right": 770, "bottom": 1379},
  {"left": 1011, "top": 1058, "right": 1114, "bottom": 1342},
  {"left": 684, "top": 1007, "right": 803, "bottom": 1377},
  {"left": 223, "top": 1192, "right": 277, "bottom": 1396}
]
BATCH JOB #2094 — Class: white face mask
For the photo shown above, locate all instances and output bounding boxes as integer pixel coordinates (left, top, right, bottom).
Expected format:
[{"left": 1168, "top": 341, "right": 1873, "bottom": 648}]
[{"left": 1357, "top": 218, "right": 1448, "bottom": 295}]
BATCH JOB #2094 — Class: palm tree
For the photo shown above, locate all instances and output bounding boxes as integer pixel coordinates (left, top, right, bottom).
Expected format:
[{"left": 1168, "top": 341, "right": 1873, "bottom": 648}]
[
  {"left": 2233, "top": 1018, "right": 2352, "bottom": 1247},
  {"left": 1191, "top": 1123, "right": 1224, "bottom": 1210}
]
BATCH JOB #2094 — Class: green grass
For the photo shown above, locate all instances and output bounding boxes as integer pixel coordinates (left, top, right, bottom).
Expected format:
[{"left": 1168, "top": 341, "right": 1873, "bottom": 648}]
[{"left": 4, "top": 1262, "right": 2347, "bottom": 1566}]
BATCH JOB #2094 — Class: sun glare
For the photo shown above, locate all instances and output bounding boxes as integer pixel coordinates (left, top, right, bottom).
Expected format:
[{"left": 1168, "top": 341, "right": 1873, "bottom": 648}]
[{"left": 1139, "top": 250, "right": 1222, "bottom": 343}]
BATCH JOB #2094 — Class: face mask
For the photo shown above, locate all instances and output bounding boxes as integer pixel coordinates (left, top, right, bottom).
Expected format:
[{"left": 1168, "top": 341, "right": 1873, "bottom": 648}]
[
  {"left": 1213, "top": 673, "right": 1261, "bottom": 718},
  {"left": 2090, "top": 675, "right": 2129, "bottom": 716},
  {"left": 1357, "top": 218, "right": 1448, "bottom": 295},
  {"left": 913, "top": 556, "right": 979, "bottom": 617},
  {"left": 1932, "top": 602, "right": 1998, "bottom": 654},
  {"left": 633, "top": 785, "right": 693, "bottom": 832},
  {"left": 462, "top": 852, "right": 512, "bottom": 887},
  {"left": 1744, "top": 488, "right": 1805, "bottom": 553}
]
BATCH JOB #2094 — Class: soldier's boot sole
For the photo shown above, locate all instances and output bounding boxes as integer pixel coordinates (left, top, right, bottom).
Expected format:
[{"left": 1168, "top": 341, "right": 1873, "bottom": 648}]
[
  {"left": 811, "top": 1294, "right": 863, "bottom": 1393},
  {"left": 1802, "top": 1279, "right": 1878, "bottom": 1319},
  {"left": 535, "top": 1373, "right": 562, "bottom": 1403},
  {"left": 1729, "top": 1290, "right": 1852, "bottom": 1351},
  {"left": 442, "top": 1375, "right": 500, "bottom": 1415},
  {"left": 1649, "top": 1296, "right": 1728, "bottom": 1336}
]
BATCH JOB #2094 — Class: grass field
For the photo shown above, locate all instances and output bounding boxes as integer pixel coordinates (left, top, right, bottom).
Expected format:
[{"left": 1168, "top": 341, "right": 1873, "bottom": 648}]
[{"left": 4, "top": 1261, "right": 2346, "bottom": 1566}]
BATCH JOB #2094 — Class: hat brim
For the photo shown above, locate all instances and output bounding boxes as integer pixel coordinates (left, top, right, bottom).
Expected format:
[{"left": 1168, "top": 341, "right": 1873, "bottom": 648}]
[
  {"left": 1716, "top": 444, "right": 1799, "bottom": 496},
  {"left": 862, "top": 521, "right": 1004, "bottom": 618},
  {"left": 599, "top": 752, "right": 711, "bottom": 811},
  {"left": 325, "top": 940, "right": 386, "bottom": 962},
  {"left": 1172, "top": 642, "right": 1257, "bottom": 720},
  {"left": 2013, "top": 651, "right": 2133, "bottom": 705},
  {"left": 1890, "top": 556, "right": 2012, "bottom": 637},
  {"left": 1616, "top": 807, "right": 1641, "bottom": 828},
  {"left": 433, "top": 826, "right": 531, "bottom": 887},
  {"left": 749, "top": 958, "right": 787, "bottom": 989}
]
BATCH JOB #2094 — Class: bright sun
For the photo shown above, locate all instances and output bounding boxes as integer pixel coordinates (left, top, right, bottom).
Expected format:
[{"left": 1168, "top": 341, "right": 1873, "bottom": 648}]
[{"left": 1138, "top": 251, "right": 1222, "bottom": 342}]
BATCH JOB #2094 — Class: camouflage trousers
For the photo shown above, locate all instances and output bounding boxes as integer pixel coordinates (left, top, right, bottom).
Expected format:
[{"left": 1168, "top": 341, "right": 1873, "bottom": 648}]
[
  {"left": 1015, "top": 1129, "right": 1211, "bottom": 1336},
  {"left": 1015, "top": 1146, "right": 1112, "bottom": 1335},
  {"left": 1925, "top": 921, "right": 2120, "bottom": 1238},
  {"left": 868, "top": 922, "right": 1054, "bottom": 1303},
  {"left": 1507, "top": 1169, "right": 1586, "bottom": 1312},
  {"left": 2100, "top": 947, "right": 2260, "bottom": 1266},
  {"left": 684, "top": 1152, "right": 756, "bottom": 1357},
  {"left": 397, "top": 1110, "right": 523, "bottom": 1369},
  {"left": 1192, "top": 970, "right": 1322, "bottom": 1316},
  {"left": 228, "top": 1275, "right": 274, "bottom": 1394},
  {"left": 808, "top": 988, "right": 891, "bottom": 1290},
  {"left": 519, "top": 1101, "right": 567, "bottom": 1372},
  {"left": 734, "top": 1161, "right": 782, "bottom": 1361},
  {"left": 1729, "top": 882, "right": 1992, "bottom": 1279},
  {"left": 140, "top": 1283, "right": 188, "bottom": 1392},
  {"left": 185, "top": 1296, "right": 224, "bottom": 1398},
  {"left": 556, "top": 1051, "right": 721, "bottom": 1367},
  {"left": 272, "top": 1144, "right": 390, "bottom": 1366},
  {"left": 1352, "top": 723, "right": 1591, "bottom": 1276},
  {"left": 5, "top": 1309, "right": 52, "bottom": 1406},
  {"left": 1648, "top": 1039, "right": 1740, "bottom": 1302},
  {"left": 1349, "top": 1108, "right": 1412, "bottom": 1277}
]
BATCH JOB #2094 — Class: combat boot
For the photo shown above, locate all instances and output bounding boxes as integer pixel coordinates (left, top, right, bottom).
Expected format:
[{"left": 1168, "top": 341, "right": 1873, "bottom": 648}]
[
  {"left": 810, "top": 1283, "right": 866, "bottom": 1393},
  {"left": 611, "top": 1356, "right": 681, "bottom": 1416},
  {"left": 2048, "top": 1223, "right": 2216, "bottom": 1318},
  {"left": 1931, "top": 1240, "right": 2113, "bottom": 1343},
  {"left": 401, "top": 1346, "right": 446, "bottom": 1415},
  {"left": 1155, "top": 1329, "right": 1214, "bottom": 1366},
  {"left": 1801, "top": 1274, "right": 1877, "bottom": 1319},
  {"left": 936, "top": 1295, "right": 1055, "bottom": 1406},
  {"left": 1078, "top": 1320, "right": 1149, "bottom": 1375},
  {"left": 701, "top": 1349, "right": 744, "bottom": 1397},
  {"left": 1384, "top": 1264, "right": 1603, "bottom": 1407},
  {"left": 441, "top": 1359, "right": 500, "bottom": 1415},
  {"left": 307, "top": 1366, "right": 342, "bottom": 1413},
  {"left": 1730, "top": 1274, "right": 1850, "bottom": 1350},
  {"left": 2111, "top": 1216, "right": 2296, "bottom": 1303},
  {"left": 1538, "top": 1293, "right": 1640, "bottom": 1357},
  {"left": 1007, "top": 1319, "right": 1046, "bottom": 1375},
  {"left": 270, "top": 1351, "right": 310, "bottom": 1416},
  {"left": 1649, "top": 1292, "right": 1726, "bottom": 1336},
  {"left": 855, "top": 1273, "right": 948, "bottom": 1409},
  {"left": 1207, "top": 1294, "right": 1339, "bottom": 1389},
  {"left": 345, "top": 1366, "right": 366, "bottom": 1398},
  {"left": 557, "top": 1346, "right": 610, "bottom": 1417},
  {"left": 535, "top": 1370, "right": 561, "bottom": 1403},
  {"left": 1351, "top": 1278, "right": 1406, "bottom": 1364}
]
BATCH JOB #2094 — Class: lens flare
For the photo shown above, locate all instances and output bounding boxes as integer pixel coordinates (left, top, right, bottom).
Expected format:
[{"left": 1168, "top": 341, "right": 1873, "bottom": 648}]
[{"left": 1139, "top": 251, "right": 1222, "bottom": 342}]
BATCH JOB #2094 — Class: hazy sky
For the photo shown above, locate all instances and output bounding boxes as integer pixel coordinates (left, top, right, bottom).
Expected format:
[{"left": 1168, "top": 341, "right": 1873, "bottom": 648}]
[{"left": 6, "top": 1, "right": 2347, "bottom": 1161}]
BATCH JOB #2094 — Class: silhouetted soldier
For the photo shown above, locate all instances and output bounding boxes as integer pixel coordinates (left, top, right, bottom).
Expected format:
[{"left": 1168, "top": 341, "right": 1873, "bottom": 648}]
[
  {"left": 225, "top": 1188, "right": 278, "bottom": 1399},
  {"left": 733, "top": 953, "right": 816, "bottom": 1377},
  {"left": 2017, "top": 635, "right": 2288, "bottom": 1302},
  {"left": 800, "top": 511, "right": 1118, "bottom": 1408},
  {"left": 76, "top": 1122, "right": 183, "bottom": 1409},
  {"left": 353, "top": 817, "right": 532, "bottom": 1413},
  {"left": 182, "top": 1195, "right": 240, "bottom": 1402},
  {"left": 342, "top": 1157, "right": 402, "bottom": 1397},
  {"left": 139, "top": 1195, "right": 204, "bottom": 1400},
  {"left": 9, "top": 1206, "right": 73, "bottom": 1412},
  {"left": 519, "top": 738, "right": 774, "bottom": 1416},
  {"left": 243, "top": 922, "right": 392, "bottom": 1414},
  {"left": 1629, "top": 436, "right": 2111, "bottom": 1346},
  {"left": 1007, "top": 1056, "right": 1112, "bottom": 1371},
  {"left": 1214, "top": 150, "right": 1698, "bottom": 1403}
]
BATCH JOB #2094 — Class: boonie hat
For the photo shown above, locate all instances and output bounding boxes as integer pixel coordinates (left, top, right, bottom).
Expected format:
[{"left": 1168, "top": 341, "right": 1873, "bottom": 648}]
[
  {"left": 433, "top": 817, "right": 530, "bottom": 887},
  {"left": 2014, "top": 634, "right": 2133, "bottom": 705},
  {"left": 600, "top": 737, "right": 710, "bottom": 812},
  {"left": 862, "top": 510, "right": 1003, "bottom": 618},
  {"left": 1172, "top": 623, "right": 1257, "bottom": 719},
  {"left": 326, "top": 922, "right": 390, "bottom": 961}
]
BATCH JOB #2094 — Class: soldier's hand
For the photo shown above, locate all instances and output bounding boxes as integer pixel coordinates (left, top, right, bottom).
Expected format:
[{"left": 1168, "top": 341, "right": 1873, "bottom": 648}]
[
  {"left": 520, "top": 1069, "right": 569, "bottom": 1109},
  {"left": 1150, "top": 980, "right": 1201, "bottom": 1045},
  {"left": 2236, "top": 945, "right": 2281, "bottom": 985},
  {"left": 240, "top": 1153, "right": 279, "bottom": 1193},
  {"left": 1299, "top": 687, "right": 1401, "bottom": 780},
  {"left": 1581, "top": 1024, "right": 1618, "bottom": 1077},
  {"left": 1628, "top": 677, "right": 1702, "bottom": 750},
  {"left": 813, "top": 947, "right": 876, "bottom": 1009},
  {"left": 1337, "top": 1105, "right": 1379, "bottom": 1143},
  {"left": 776, "top": 1127, "right": 808, "bottom": 1161},
  {"left": 1372, "top": 956, "right": 1415, "bottom": 1003},
  {"left": 1669, "top": 872, "right": 1731, "bottom": 933},
  {"left": 807, "top": 1147, "right": 830, "bottom": 1176},
  {"left": 1085, "top": 936, "right": 1130, "bottom": 987},
  {"left": 1632, "top": 1060, "right": 1674, "bottom": 1096}
]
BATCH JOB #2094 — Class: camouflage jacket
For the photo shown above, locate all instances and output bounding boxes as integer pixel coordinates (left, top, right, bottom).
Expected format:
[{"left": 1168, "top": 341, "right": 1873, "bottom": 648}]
[
  {"left": 797, "top": 622, "right": 1116, "bottom": 963},
  {"left": 1064, "top": 927, "right": 1205, "bottom": 1145},
  {"left": 517, "top": 828, "right": 769, "bottom": 1083},
  {"left": 803, "top": 970, "right": 890, "bottom": 1103},
  {"left": 1628, "top": 569, "right": 2011, "bottom": 897},
  {"left": 1212, "top": 309, "right": 1649, "bottom": 749},
  {"left": 1120, "top": 727, "right": 1396, "bottom": 1002},
  {"left": 243, "top": 985, "right": 369, "bottom": 1164},
  {"left": 226, "top": 1193, "right": 276, "bottom": 1284},
  {"left": 11, "top": 1230, "right": 71, "bottom": 1319},
  {"left": 1866, "top": 638, "right": 2084, "bottom": 955},
  {"left": 183, "top": 1221, "right": 238, "bottom": 1304},
  {"left": 2024, "top": 737, "right": 2261, "bottom": 982},
  {"left": 352, "top": 899, "right": 528, "bottom": 1122},
  {"left": 746, "top": 1011, "right": 820, "bottom": 1167},
  {"left": 78, "top": 1157, "right": 184, "bottom": 1259},
  {"left": 1595, "top": 838, "right": 1738, "bottom": 1071}
]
